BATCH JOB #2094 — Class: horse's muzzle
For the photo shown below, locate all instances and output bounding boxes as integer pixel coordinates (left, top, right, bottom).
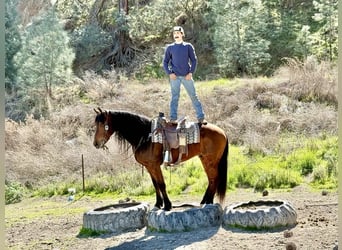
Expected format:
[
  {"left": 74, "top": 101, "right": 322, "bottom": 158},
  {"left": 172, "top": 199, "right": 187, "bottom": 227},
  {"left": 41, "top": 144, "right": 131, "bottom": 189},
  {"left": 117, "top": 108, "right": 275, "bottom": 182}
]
[
  {"left": 93, "top": 141, "right": 100, "bottom": 148},
  {"left": 93, "top": 140, "right": 107, "bottom": 149}
]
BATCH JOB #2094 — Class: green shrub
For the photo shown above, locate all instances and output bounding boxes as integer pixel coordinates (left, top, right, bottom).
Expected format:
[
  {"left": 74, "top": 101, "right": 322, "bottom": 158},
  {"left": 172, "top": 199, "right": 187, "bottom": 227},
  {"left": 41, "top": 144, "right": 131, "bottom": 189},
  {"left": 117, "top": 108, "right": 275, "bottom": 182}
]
[
  {"left": 312, "top": 164, "right": 328, "bottom": 184},
  {"left": 286, "top": 150, "right": 317, "bottom": 175},
  {"left": 319, "top": 136, "right": 338, "bottom": 178},
  {"left": 71, "top": 24, "right": 112, "bottom": 63},
  {"left": 254, "top": 168, "right": 302, "bottom": 191},
  {"left": 5, "top": 180, "right": 24, "bottom": 204},
  {"left": 228, "top": 146, "right": 303, "bottom": 190},
  {"left": 33, "top": 181, "right": 72, "bottom": 197}
]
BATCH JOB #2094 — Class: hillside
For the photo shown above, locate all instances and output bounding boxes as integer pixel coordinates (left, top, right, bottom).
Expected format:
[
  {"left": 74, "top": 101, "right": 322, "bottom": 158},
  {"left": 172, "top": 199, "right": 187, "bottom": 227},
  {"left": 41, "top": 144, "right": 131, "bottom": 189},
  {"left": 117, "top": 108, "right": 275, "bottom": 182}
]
[{"left": 5, "top": 60, "right": 337, "bottom": 199}]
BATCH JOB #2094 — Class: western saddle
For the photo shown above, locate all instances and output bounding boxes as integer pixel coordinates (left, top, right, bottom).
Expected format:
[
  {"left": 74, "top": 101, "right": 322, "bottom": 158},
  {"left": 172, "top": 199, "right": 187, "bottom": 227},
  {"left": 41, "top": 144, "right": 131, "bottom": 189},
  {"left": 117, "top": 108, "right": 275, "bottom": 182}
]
[{"left": 151, "top": 112, "right": 200, "bottom": 166}]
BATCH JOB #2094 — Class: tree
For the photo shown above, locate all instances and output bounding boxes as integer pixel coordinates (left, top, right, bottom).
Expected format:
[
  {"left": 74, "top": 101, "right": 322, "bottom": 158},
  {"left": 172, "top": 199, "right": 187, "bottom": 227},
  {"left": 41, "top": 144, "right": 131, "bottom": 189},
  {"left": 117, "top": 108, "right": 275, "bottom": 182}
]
[
  {"left": 311, "top": 0, "right": 338, "bottom": 61},
  {"left": 127, "top": 0, "right": 214, "bottom": 78},
  {"left": 71, "top": 24, "right": 112, "bottom": 73},
  {"left": 64, "top": 0, "right": 136, "bottom": 73},
  {"left": 260, "top": 0, "right": 319, "bottom": 71},
  {"left": 212, "top": 0, "right": 271, "bottom": 77},
  {"left": 14, "top": 7, "right": 75, "bottom": 118},
  {"left": 5, "top": 0, "right": 21, "bottom": 94}
]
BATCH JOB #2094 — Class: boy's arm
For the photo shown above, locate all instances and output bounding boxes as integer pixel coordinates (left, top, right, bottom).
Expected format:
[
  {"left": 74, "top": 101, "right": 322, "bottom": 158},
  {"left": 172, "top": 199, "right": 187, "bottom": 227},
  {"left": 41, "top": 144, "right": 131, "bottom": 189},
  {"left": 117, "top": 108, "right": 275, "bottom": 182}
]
[
  {"left": 188, "top": 44, "right": 197, "bottom": 73},
  {"left": 163, "top": 47, "right": 172, "bottom": 74}
]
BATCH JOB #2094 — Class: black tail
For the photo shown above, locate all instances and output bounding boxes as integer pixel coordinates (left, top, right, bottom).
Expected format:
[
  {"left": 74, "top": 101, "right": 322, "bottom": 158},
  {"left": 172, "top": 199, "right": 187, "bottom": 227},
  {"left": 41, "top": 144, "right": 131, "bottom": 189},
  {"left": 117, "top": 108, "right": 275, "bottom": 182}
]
[{"left": 216, "top": 137, "right": 229, "bottom": 203}]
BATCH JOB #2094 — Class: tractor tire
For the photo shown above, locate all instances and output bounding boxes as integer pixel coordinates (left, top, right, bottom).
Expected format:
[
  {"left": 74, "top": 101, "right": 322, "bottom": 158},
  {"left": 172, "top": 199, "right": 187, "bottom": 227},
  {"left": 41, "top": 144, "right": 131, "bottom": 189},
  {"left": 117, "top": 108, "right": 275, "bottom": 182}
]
[
  {"left": 147, "top": 203, "right": 223, "bottom": 232},
  {"left": 83, "top": 202, "right": 149, "bottom": 233},
  {"left": 223, "top": 200, "right": 297, "bottom": 229}
]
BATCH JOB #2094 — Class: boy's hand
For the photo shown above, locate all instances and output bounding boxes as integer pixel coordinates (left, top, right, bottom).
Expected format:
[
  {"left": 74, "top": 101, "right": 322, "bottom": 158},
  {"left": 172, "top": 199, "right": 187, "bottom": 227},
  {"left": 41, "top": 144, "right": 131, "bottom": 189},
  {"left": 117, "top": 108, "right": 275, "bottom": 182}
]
[
  {"left": 185, "top": 73, "right": 192, "bottom": 80},
  {"left": 169, "top": 73, "right": 177, "bottom": 80}
]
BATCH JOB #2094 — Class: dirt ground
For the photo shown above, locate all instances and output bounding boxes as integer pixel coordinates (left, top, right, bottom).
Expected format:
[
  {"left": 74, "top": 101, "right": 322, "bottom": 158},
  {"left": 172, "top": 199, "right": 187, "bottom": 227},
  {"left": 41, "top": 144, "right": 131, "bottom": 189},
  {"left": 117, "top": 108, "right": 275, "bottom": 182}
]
[{"left": 5, "top": 184, "right": 338, "bottom": 250}]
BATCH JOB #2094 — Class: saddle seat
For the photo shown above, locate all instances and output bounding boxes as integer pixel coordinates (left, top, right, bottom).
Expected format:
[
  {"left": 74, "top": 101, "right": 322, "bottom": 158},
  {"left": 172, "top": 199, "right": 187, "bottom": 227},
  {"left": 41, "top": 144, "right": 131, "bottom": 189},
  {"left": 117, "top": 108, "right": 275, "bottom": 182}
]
[{"left": 151, "top": 115, "right": 200, "bottom": 165}]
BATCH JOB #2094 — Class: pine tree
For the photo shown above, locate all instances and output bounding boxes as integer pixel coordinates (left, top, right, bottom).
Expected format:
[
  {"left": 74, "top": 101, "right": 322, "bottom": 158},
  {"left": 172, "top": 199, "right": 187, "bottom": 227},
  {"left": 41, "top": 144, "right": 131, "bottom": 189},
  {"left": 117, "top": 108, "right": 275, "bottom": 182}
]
[
  {"left": 16, "top": 8, "right": 75, "bottom": 96},
  {"left": 212, "top": 0, "right": 271, "bottom": 77},
  {"left": 14, "top": 7, "right": 75, "bottom": 118},
  {"left": 5, "top": 0, "right": 22, "bottom": 94},
  {"left": 311, "top": 0, "right": 338, "bottom": 61}
]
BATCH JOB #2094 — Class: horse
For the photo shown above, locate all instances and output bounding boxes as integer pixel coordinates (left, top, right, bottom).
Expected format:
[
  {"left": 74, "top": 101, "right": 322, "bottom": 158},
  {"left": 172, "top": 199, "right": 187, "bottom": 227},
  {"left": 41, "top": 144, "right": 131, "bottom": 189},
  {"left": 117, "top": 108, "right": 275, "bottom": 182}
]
[{"left": 93, "top": 108, "right": 229, "bottom": 211}]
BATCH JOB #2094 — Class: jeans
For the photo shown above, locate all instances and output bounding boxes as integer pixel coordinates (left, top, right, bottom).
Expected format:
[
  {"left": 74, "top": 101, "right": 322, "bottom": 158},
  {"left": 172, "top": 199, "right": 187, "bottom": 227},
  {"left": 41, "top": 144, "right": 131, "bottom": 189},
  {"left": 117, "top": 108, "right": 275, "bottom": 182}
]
[{"left": 169, "top": 76, "right": 205, "bottom": 120}]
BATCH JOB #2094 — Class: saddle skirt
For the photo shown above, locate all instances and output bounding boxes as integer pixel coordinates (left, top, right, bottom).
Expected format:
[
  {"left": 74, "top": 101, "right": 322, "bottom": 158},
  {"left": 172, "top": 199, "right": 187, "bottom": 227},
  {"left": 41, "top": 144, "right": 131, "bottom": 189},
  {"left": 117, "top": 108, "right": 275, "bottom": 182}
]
[{"left": 151, "top": 118, "right": 200, "bottom": 148}]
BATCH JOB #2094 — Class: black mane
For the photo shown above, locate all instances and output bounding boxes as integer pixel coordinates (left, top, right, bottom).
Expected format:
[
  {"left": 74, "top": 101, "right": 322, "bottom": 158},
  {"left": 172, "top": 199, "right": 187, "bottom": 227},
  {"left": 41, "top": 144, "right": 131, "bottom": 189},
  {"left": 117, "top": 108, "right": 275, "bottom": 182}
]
[{"left": 107, "top": 111, "right": 152, "bottom": 151}]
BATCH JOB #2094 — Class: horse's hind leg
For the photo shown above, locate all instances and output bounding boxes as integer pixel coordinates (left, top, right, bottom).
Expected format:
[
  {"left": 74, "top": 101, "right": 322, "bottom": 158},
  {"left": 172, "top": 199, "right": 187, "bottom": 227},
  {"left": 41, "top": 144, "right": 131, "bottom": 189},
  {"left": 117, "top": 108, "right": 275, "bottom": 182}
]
[
  {"left": 199, "top": 156, "right": 219, "bottom": 204},
  {"left": 200, "top": 181, "right": 216, "bottom": 204}
]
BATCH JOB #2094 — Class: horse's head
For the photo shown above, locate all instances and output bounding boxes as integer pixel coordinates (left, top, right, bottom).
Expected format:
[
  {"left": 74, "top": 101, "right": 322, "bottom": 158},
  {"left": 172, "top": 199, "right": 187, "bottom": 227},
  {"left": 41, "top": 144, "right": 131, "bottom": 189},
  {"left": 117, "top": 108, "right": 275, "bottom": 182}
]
[{"left": 93, "top": 107, "right": 113, "bottom": 149}]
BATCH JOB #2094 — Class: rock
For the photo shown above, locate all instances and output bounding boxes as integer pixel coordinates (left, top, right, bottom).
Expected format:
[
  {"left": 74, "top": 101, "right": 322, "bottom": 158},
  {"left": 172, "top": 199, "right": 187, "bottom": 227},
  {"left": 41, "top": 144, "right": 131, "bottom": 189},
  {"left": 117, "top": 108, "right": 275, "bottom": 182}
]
[
  {"left": 284, "top": 230, "right": 293, "bottom": 238},
  {"left": 285, "top": 242, "right": 297, "bottom": 250}
]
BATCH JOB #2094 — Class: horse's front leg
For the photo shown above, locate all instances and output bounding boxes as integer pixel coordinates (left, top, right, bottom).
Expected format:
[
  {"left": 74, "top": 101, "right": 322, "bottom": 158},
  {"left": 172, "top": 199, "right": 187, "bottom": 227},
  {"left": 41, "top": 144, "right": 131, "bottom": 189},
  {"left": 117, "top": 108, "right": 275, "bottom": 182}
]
[
  {"left": 158, "top": 180, "right": 172, "bottom": 211},
  {"left": 147, "top": 165, "right": 172, "bottom": 211},
  {"left": 151, "top": 178, "right": 163, "bottom": 209}
]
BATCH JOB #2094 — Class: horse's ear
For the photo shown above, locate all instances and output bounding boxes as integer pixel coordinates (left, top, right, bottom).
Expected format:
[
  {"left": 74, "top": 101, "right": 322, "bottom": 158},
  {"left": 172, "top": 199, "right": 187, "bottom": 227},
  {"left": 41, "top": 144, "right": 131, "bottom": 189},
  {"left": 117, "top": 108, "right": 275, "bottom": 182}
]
[{"left": 94, "top": 107, "right": 103, "bottom": 114}]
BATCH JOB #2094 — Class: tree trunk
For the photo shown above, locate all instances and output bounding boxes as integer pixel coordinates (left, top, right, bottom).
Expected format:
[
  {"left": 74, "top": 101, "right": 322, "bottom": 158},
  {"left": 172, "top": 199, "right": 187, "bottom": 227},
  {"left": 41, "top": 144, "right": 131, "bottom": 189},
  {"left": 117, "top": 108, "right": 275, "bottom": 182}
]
[
  {"left": 88, "top": 0, "right": 107, "bottom": 25},
  {"left": 119, "top": 0, "right": 129, "bottom": 14}
]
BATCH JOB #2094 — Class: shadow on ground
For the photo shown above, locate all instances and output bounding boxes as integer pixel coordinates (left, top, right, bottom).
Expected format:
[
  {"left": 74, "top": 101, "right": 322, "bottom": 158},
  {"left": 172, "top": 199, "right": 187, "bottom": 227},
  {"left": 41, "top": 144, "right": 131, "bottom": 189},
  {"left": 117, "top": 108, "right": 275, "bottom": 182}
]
[{"left": 104, "top": 226, "right": 220, "bottom": 250}]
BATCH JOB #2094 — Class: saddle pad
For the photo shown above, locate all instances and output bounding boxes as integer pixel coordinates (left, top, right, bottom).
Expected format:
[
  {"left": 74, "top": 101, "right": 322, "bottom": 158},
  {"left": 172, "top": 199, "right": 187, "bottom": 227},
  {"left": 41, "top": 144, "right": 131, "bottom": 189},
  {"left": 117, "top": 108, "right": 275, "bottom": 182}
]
[{"left": 151, "top": 119, "right": 200, "bottom": 144}]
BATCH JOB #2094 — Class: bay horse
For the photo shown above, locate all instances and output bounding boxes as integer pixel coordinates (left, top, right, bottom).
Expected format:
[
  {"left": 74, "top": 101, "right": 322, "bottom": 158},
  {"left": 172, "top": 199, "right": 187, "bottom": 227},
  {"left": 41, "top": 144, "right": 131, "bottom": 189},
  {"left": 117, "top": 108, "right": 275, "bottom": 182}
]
[{"left": 93, "top": 108, "right": 229, "bottom": 211}]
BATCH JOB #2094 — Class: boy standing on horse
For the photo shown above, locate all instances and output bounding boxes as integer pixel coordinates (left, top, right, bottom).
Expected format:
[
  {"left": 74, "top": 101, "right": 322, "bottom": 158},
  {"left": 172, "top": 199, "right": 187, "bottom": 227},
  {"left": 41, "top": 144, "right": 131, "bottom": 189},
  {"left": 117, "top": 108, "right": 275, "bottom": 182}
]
[{"left": 163, "top": 26, "right": 207, "bottom": 125}]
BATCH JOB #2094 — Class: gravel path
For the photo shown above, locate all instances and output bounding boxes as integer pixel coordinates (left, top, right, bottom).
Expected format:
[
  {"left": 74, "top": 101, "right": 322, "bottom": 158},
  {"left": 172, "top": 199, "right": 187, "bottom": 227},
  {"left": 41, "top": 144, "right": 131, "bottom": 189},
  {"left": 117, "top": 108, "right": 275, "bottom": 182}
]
[{"left": 5, "top": 184, "right": 338, "bottom": 250}]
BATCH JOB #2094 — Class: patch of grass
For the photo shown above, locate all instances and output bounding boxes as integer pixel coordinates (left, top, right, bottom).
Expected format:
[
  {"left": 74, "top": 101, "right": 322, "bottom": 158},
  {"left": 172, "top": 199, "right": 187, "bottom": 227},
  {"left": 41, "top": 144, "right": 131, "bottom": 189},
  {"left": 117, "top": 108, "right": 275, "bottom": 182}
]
[
  {"left": 284, "top": 135, "right": 337, "bottom": 182},
  {"left": 78, "top": 227, "right": 109, "bottom": 237},
  {"left": 199, "top": 78, "right": 234, "bottom": 89},
  {"left": 5, "top": 198, "right": 86, "bottom": 226},
  {"left": 198, "top": 77, "right": 271, "bottom": 92},
  {"left": 32, "top": 182, "right": 71, "bottom": 197},
  {"left": 227, "top": 136, "right": 337, "bottom": 191},
  {"left": 165, "top": 158, "right": 207, "bottom": 195},
  {"left": 229, "top": 154, "right": 302, "bottom": 191},
  {"left": 286, "top": 149, "right": 317, "bottom": 175}
]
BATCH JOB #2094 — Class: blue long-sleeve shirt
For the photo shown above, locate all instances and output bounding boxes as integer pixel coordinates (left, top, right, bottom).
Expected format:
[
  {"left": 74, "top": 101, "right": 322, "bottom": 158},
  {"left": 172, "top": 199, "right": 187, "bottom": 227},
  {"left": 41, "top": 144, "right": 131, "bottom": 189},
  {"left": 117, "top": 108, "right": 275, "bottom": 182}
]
[{"left": 163, "top": 42, "right": 197, "bottom": 76}]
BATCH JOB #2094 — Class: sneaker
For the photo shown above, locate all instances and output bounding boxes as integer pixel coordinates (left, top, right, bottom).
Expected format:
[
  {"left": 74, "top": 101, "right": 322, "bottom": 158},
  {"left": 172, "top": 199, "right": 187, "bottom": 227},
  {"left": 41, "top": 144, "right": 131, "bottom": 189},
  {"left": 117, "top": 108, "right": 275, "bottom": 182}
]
[{"left": 198, "top": 118, "right": 208, "bottom": 125}]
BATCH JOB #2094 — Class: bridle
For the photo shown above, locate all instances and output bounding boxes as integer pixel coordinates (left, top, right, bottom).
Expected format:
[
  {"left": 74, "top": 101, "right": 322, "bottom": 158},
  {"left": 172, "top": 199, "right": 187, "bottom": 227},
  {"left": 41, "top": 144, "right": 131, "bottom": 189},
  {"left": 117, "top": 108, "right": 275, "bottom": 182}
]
[
  {"left": 94, "top": 107, "right": 111, "bottom": 149},
  {"left": 93, "top": 107, "right": 148, "bottom": 154},
  {"left": 103, "top": 111, "right": 110, "bottom": 133}
]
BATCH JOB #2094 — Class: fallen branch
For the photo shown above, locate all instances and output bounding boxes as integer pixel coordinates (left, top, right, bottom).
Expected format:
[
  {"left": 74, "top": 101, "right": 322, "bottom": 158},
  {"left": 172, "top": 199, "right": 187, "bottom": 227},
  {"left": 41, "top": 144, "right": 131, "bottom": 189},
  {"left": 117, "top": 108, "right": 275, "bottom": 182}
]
[{"left": 305, "top": 202, "right": 338, "bottom": 207}]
